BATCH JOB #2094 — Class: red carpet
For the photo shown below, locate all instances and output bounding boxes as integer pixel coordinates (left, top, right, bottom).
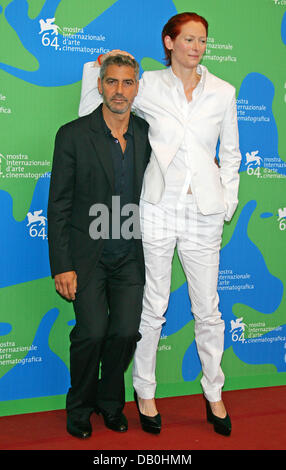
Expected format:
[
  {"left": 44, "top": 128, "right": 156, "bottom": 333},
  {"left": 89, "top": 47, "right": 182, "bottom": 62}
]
[{"left": 0, "top": 386, "right": 285, "bottom": 452}]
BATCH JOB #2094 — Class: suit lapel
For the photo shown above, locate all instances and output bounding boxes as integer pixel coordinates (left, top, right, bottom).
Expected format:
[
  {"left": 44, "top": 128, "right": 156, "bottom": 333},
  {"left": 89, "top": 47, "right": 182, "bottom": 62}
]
[
  {"left": 89, "top": 105, "right": 115, "bottom": 192},
  {"left": 132, "top": 115, "right": 147, "bottom": 201}
]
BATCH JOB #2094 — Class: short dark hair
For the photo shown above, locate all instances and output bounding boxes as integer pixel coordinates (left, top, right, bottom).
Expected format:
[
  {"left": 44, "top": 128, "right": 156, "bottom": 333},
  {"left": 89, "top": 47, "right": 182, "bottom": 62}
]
[{"left": 100, "top": 54, "right": 139, "bottom": 82}]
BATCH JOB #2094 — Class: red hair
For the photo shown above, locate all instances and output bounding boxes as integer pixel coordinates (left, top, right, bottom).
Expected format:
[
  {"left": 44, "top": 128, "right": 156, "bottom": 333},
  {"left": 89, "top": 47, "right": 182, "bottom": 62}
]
[{"left": 162, "top": 12, "right": 208, "bottom": 66}]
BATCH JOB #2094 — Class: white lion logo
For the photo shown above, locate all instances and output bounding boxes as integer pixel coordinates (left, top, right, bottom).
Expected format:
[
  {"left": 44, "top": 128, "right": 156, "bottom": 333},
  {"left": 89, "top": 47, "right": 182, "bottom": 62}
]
[
  {"left": 278, "top": 207, "right": 286, "bottom": 221},
  {"left": 246, "top": 150, "right": 262, "bottom": 166},
  {"left": 27, "top": 210, "right": 47, "bottom": 227},
  {"left": 39, "top": 18, "right": 60, "bottom": 35},
  {"left": 230, "top": 317, "right": 247, "bottom": 332}
]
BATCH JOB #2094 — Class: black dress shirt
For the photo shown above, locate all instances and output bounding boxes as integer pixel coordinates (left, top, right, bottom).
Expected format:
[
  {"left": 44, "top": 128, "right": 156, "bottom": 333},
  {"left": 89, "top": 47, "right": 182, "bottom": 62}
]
[{"left": 101, "top": 110, "right": 135, "bottom": 255}]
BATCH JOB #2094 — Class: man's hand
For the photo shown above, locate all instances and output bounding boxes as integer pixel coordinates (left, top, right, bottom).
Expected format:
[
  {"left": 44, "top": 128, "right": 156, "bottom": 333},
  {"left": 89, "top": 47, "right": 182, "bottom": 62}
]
[{"left": 54, "top": 271, "right": 77, "bottom": 301}]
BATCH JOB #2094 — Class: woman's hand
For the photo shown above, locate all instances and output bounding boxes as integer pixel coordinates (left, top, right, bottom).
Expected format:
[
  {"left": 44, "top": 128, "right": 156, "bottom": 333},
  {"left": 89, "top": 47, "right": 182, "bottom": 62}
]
[{"left": 94, "top": 49, "right": 134, "bottom": 67}]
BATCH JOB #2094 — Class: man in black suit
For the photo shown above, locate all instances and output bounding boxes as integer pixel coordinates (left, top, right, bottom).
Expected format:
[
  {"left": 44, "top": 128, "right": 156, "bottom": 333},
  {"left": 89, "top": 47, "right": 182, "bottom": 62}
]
[{"left": 48, "top": 54, "right": 151, "bottom": 439}]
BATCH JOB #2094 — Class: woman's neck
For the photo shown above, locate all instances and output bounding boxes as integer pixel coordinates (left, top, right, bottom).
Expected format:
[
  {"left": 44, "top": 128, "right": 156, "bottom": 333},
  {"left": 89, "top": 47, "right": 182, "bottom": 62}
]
[{"left": 171, "top": 63, "right": 201, "bottom": 102}]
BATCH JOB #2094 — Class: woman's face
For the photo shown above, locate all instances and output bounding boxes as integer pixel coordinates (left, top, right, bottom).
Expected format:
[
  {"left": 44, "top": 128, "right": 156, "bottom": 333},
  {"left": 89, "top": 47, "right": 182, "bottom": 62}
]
[{"left": 165, "top": 20, "right": 207, "bottom": 69}]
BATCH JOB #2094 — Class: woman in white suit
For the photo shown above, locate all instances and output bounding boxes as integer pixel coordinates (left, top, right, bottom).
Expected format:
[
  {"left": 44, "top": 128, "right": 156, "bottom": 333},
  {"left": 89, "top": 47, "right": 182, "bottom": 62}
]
[{"left": 78, "top": 12, "right": 241, "bottom": 436}]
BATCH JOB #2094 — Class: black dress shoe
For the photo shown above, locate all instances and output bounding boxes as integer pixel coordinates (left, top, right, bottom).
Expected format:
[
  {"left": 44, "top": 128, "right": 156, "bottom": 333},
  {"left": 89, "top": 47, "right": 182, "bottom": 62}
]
[
  {"left": 95, "top": 407, "right": 128, "bottom": 432},
  {"left": 134, "top": 390, "right": 161, "bottom": 434},
  {"left": 205, "top": 400, "right": 231, "bottom": 436},
  {"left": 67, "top": 413, "right": 92, "bottom": 439}
]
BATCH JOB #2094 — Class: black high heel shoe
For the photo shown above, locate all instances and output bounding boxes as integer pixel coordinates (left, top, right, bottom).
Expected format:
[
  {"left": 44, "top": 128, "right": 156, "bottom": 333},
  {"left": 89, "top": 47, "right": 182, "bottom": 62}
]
[
  {"left": 206, "top": 400, "right": 231, "bottom": 436},
  {"left": 134, "top": 390, "right": 161, "bottom": 434}
]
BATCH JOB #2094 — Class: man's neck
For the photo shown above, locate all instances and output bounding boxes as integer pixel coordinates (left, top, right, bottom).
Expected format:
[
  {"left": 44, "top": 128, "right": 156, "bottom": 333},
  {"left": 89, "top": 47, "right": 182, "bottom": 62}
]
[{"left": 102, "top": 105, "right": 130, "bottom": 137}]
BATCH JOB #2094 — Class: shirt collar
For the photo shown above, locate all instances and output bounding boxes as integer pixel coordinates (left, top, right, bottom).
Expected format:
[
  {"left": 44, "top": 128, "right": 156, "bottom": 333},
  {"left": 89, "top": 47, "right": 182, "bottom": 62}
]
[
  {"left": 167, "top": 64, "right": 206, "bottom": 94},
  {"left": 100, "top": 106, "right": 133, "bottom": 138}
]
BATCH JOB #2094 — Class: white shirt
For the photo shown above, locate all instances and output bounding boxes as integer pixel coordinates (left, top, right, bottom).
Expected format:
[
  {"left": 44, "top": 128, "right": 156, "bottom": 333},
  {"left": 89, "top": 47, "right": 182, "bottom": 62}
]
[{"left": 160, "top": 66, "right": 205, "bottom": 209}]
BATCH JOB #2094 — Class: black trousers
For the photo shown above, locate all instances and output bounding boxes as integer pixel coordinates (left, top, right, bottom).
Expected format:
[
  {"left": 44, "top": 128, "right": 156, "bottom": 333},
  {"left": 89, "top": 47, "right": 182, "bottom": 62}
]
[{"left": 66, "top": 246, "right": 144, "bottom": 417}]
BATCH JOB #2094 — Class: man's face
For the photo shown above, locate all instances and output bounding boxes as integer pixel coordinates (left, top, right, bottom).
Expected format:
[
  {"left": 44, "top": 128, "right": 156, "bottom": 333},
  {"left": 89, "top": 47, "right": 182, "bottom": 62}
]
[{"left": 98, "top": 65, "right": 138, "bottom": 115}]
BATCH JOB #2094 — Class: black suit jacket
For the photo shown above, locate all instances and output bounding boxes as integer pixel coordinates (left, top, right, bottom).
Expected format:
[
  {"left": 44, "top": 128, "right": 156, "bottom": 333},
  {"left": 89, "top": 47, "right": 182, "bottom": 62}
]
[{"left": 48, "top": 105, "right": 151, "bottom": 292}]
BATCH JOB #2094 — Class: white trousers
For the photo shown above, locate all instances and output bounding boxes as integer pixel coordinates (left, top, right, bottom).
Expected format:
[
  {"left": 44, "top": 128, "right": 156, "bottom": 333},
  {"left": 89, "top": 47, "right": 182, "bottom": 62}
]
[{"left": 133, "top": 194, "right": 226, "bottom": 403}]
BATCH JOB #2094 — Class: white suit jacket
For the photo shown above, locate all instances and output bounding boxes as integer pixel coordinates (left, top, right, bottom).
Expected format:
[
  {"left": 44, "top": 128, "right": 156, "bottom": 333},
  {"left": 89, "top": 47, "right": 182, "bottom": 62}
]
[{"left": 79, "top": 63, "right": 241, "bottom": 221}]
